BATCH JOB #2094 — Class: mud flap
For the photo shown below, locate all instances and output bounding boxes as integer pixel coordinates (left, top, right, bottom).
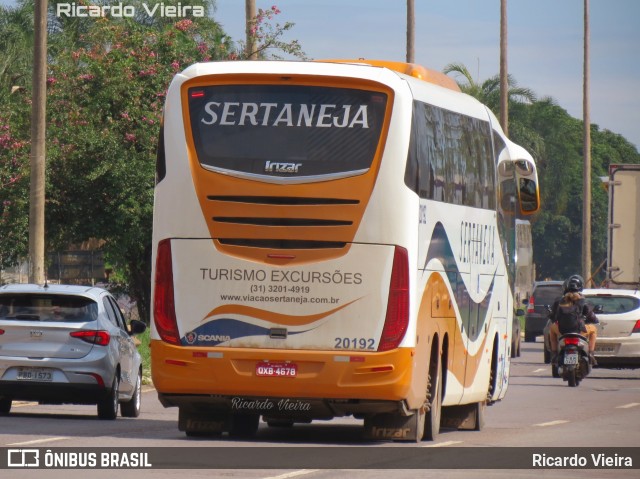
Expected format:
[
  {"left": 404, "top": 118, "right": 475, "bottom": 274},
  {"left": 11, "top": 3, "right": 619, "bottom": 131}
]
[
  {"left": 179, "top": 408, "right": 229, "bottom": 435},
  {"left": 441, "top": 402, "right": 485, "bottom": 431},
  {"left": 363, "top": 410, "right": 423, "bottom": 442}
]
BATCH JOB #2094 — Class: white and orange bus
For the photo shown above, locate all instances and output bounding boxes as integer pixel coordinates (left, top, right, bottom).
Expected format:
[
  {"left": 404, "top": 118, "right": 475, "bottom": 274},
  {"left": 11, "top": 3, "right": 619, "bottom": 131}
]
[{"left": 150, "top": 59, "right": 540, "bottom": 441}]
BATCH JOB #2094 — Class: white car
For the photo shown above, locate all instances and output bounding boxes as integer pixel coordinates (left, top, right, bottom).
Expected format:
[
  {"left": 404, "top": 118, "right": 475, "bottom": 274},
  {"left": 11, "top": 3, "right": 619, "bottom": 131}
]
[
  {"left": 583, "top": 288, "right": 640, "bottom": 368},
  {"left": 0, "top": 284, "right": 146, "bottom": 418}
]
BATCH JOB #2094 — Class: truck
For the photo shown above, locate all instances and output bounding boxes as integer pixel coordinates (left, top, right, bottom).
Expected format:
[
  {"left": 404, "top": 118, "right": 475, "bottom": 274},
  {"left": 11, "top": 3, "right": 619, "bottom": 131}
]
[{"left": 605, "top": 164, "right": 640, "bottom": 288}]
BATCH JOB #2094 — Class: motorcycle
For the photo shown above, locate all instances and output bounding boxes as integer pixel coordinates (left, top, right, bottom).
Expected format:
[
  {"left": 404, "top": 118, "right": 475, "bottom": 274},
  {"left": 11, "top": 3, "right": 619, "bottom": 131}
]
[
  {"left": 545, "top": 306, "right": 591, "bottom": 387},
  {"left": 553, "top": 333, "right": 591, "bottom": 387}
]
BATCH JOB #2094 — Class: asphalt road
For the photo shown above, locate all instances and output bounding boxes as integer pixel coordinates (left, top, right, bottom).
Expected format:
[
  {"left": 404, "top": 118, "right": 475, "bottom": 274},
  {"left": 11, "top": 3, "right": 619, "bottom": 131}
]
[{"left": 2, "top": 340, "right": 639, "bottom": 479}]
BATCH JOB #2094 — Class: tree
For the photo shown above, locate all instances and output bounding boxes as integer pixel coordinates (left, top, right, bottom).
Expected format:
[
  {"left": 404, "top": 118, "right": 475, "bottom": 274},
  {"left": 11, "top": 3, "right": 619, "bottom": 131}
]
[
  {"left": 44, "top": 14, "right": 233, "bottom": 321},
  {"left": 238, "top": 4, "right": 306, "bottom": 60}
]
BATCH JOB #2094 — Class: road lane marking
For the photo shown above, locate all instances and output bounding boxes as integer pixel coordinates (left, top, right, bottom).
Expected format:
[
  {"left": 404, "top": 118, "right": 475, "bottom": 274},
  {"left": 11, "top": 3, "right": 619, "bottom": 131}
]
[
  {"left": 422, "top": 440, "right": 463, "bottom": 447},
  {"left": 616, "top": 402, "right": 640, "bottom": 409},
  {"left": 533, "top": 368, "right": 547, "bottom": 373},
  {"left": 534, "top": 420, "right": 569, "bottom": 427},
  {"left": 7, "top": 437, "right": 69, "bottom": 446},
  {"left": 263, "top": 470, "right": 319, "bottom": 479}
]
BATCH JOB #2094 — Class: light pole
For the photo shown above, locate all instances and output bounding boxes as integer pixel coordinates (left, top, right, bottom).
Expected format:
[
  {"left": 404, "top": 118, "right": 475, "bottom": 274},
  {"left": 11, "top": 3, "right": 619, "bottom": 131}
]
[
  {"left": 28, "top": 0, "right": 48, "bottom": 284},
  {"left": 582, "top": 0, "right": 592, "bottom": 284}
]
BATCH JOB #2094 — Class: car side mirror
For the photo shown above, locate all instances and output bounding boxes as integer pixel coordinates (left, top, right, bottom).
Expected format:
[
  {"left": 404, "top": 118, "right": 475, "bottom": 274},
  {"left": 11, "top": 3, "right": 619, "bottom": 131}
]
[
  {"left": 593, "top": 305, "right": 604, "bottom": 314},
  {"left": 128, "top": 319, "right": 147, "bottom": 336}
]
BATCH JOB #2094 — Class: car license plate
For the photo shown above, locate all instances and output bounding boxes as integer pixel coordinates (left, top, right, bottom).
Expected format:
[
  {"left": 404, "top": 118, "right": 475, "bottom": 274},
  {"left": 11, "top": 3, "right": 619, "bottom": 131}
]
[
  {"left": 595, "top": 344, "right": 619, "bottom": 354},
  {"left": 255, "top": 362, "right": 297, "bottom": 377},
  {"left": 564, "top": 353, "right": 578, "bottom": 365},
  {"left": 16, "top": 367, "right": 53, "bottom": 382}
]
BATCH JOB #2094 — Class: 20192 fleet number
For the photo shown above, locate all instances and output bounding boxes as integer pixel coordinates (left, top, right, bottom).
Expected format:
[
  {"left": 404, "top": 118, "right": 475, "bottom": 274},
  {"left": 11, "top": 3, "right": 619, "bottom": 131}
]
[{"left": 334, "top": 337, "right": 375, "bottom": 350}]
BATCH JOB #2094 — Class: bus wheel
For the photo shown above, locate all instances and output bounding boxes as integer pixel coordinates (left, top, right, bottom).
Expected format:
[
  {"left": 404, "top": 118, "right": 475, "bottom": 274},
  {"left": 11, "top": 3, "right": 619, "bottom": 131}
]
[
  {"left": 229, "top": 413, "right": 260, "bottom": 438},
  {"left": 266, "top": 419, "right": 294, "bottom": 428},
  {"left": 424, "top": 355, "right": 442, "bottom": 441}
]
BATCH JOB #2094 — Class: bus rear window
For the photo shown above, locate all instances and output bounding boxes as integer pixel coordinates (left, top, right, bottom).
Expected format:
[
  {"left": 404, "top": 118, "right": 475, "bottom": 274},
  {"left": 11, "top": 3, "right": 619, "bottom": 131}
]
[{"left": 187, "top": 84, "right": 388, "bottom": 180}]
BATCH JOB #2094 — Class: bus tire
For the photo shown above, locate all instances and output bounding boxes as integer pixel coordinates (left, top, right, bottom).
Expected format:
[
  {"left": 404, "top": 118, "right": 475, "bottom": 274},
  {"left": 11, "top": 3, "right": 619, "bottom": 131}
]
[
  {"left": 423, "top": 354, "right": 442, "bottom": 441},
  {"left": 0, "top": 398, "right": 11, "bottom": 415},
  {"left": 473, "top": 401, "right": 486, "bottom": 431},
  {"left": 229, "top": 413, "right": 259, "bottom": 438},
  {"left": 266, "top": 419, "right": 294, "bottom": 428}
]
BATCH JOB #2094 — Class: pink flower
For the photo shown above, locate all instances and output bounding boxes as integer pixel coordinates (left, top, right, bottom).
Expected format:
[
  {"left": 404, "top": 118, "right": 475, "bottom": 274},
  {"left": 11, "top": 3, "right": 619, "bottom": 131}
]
[
  {"left": 175, "top": 19, "right": 193, "bottom": 32},
  {"left": 171, "top": 60, "right": 180, "bottom": 71},
  {"left": 125, "top": 133, "right": 136, "bottom": 142}
]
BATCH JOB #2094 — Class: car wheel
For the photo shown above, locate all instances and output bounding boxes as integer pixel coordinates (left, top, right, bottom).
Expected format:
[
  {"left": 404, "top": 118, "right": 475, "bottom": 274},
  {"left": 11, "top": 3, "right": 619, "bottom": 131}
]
[
  {"left": 120, "top": 369, "right": 142, "bottom": 418},
  {"left": 0, "top": 398, "right": 11, "bottom": 415},
  {"left": 98, "top": 374, "right": 119, "bottom": 420}
]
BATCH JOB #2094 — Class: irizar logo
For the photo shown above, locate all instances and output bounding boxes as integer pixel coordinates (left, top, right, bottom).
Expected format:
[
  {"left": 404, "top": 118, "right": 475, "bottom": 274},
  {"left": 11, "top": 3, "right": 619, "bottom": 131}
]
[
  {"left": 371, "top": 427, "right": 411, "bottom": 439},
  {"left": 265, "top": 161, "right": 302, "bottom": 174}
]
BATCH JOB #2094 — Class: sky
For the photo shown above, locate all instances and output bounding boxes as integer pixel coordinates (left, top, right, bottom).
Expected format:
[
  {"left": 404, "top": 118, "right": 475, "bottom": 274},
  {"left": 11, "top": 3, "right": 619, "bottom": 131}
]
[{"left": 2, "top": 0, "right": 639, "bottom": 149}]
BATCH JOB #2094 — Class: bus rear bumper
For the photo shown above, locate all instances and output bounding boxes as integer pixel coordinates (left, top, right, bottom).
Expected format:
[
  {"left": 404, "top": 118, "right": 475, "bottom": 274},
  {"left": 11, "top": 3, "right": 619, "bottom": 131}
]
[{"left": 151, "top": 340, "right": 416, "bottom": 418}]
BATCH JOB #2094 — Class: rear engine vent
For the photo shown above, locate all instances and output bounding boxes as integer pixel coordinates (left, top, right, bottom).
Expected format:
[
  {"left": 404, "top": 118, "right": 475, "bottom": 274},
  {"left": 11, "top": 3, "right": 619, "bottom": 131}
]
[
  {"left": 213, "top": 217, "right": 352, "bottom": 227},
  {"left": 218, "top": 239, "right": 346, "bottom": 249},
  {"left": 208, "top": 196, "right": 360, "bottom": 206}
]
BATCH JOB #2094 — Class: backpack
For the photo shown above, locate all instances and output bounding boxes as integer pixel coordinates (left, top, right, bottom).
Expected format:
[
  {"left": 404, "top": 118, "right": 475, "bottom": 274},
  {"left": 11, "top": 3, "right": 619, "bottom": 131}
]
[{"left": 555, "top": 303, "right": 586, "bottom": 335}]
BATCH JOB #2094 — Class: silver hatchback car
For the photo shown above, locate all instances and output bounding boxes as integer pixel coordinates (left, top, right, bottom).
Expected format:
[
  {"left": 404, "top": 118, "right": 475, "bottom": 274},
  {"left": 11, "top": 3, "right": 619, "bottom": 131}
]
[{"left": 0, "top": 284, "right": 146, "bottom": 419}]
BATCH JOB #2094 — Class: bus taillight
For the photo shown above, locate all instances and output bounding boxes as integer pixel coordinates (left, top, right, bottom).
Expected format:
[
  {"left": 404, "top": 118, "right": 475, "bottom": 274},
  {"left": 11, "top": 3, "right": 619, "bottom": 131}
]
[
  {"left": 378, "top": 246, "right": 409, "bottom": 351},
  {"left": 154, "top": 239, "right": 181, "bottom": 345}
]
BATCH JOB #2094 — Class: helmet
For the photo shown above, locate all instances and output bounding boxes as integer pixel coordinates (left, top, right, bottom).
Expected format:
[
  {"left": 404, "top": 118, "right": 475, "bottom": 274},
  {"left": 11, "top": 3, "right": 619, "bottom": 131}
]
[{"left": 563, "top": 274, "right": 584, "bottom": 293}]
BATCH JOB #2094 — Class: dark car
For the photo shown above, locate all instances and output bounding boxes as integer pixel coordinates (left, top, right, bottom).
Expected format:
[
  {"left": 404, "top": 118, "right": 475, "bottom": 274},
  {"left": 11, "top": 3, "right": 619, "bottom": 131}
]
[{"left": 523, "top": 281, "right": 564, "bottom": 342}]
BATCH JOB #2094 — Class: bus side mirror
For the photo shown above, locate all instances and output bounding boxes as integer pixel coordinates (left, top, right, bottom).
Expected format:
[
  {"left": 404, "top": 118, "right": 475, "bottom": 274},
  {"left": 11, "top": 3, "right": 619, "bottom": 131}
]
[
  {"left": 518, "top": 178, "right": 539, "bottom": 214},
  {"left": 514, "top": 160, "right": 540, "bottom": 215}
]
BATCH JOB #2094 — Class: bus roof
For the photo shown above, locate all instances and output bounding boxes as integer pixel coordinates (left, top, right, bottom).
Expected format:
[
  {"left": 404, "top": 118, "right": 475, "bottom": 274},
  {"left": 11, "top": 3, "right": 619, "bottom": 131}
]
[{"left": 317, "top": 59, "right": 461, "bottom": 92}]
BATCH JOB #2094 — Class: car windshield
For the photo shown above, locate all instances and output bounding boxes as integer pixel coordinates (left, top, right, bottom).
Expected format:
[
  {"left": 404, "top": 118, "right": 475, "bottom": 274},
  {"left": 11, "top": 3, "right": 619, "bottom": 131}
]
[
  {"left": 585, "top": 295, "right": 640, "bottom": 314},
  {"left": 0, "top": 294, "right": 98, "bottom": 322}
]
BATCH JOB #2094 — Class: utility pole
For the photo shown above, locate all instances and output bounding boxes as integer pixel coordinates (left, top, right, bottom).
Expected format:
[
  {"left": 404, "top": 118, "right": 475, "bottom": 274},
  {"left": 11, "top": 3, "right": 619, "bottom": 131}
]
[
  {"left": 406, "top": 0, "right": 415, "bottom": 63},
  {"left": 245, "top": 0, "right": 257, "bottom": 60},
  {"left": 582, "top": 0, "right": 592, "bottom": 284},
  {"left": 499, "top": 0, "right": 508, "bottom": 135},
  {"left": 28, "top": 0, "right": 48, "bottom": 284}
]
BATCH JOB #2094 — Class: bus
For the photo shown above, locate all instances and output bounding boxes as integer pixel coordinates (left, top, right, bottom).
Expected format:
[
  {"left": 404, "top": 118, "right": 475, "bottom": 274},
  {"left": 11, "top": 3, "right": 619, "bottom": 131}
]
[{"left": 150, "top": 59, "right": 540, "bottom": 441}]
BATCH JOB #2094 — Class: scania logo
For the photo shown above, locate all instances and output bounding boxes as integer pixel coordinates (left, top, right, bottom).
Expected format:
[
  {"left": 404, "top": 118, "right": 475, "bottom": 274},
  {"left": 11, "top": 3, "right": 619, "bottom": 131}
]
[
  {"left": 184, "top": 331, "right": 197, "bottom": 344},
  {"left": 265, "top": 161, "right": 302, "bottom": 174}
]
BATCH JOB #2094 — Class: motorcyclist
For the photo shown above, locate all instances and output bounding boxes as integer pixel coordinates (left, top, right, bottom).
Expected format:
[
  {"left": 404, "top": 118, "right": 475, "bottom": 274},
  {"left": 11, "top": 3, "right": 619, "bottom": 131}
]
[{"left": 548, "top": 274, "right": 599, "bottom": 366}]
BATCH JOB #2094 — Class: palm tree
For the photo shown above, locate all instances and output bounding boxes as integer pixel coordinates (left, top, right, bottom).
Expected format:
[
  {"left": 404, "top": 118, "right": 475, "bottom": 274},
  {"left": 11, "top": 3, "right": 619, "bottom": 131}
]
[
  {"left": 443, "top": 62, "right": 536, "bottom": 112},
  {"left": 0, "top": 1, "right": 35, "bottom": 97}
]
